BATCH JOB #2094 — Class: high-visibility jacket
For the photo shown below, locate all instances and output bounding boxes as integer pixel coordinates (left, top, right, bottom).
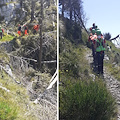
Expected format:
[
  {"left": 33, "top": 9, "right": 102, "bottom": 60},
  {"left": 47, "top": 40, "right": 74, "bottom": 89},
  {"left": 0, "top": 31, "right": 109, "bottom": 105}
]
[
  {"left": 34, "top": 25, "right": 39, "bottom": 31},
  {"left": 96, "top": 39, "right": 105, "bottom": 52},
  {"left": 33, "top": 25, "right": 37, "bottom": 30}
]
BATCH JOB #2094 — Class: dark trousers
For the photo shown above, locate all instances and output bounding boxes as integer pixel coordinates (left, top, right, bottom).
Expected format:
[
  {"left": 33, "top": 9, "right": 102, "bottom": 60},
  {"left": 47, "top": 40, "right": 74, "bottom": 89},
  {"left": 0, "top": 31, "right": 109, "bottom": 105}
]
[{"left": 96, "top": 52, "right": 104, "bottom": 74}]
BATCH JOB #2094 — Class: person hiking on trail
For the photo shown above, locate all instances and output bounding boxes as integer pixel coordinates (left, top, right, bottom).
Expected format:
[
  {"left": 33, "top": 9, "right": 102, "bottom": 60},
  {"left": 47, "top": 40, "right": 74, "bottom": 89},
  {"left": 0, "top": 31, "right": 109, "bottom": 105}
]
[
  {"left": 24, "top": 25, "right": 28, "bottom": 36},
  {"left": 89, "top": 26, "right": 98, "bottom": 64},
  {"left": 18, "top": 24, "right": 21, "bottom": 36},
  {"left": 0, "top": 26, "right": 4, "bottom": 39},
  {"left": 33, "top": 24, "right": 40, "bottom": 34},
  {"left": 94, "top": 31, "right": 106, "bottom": 74},
  {"left": 88, "top": 33, "right": 96, "bottom": 61}
]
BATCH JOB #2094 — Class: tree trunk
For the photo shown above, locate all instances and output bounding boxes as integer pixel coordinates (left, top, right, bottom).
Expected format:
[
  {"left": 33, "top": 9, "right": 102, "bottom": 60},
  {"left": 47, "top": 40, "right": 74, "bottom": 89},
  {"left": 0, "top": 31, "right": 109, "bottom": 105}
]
[
  {"left": 20, "top": 0, "right": 23, "bottom": 9},
  {"left": 38, "top": 0, "right": 43, "bottom": 69},
  {"left": 31, "top": 0, "right": 35, "bottom": 22},
  {"left": 62, "top": 1, "right": 64, "bottom": 18},
  {"left": 69, "top": 0, "right": 72, "bottom": 21}
]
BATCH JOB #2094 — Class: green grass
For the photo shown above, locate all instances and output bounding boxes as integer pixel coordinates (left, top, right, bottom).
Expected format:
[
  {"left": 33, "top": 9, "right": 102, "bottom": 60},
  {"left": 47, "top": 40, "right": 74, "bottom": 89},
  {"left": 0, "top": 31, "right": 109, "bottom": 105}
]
[
  {"left": 0, "top": 70, "right": 39, "bottom": 120},
  {"left": 104, "top": 40, "right": 120, "bottom": 81},
  {"left": 1, "top": 33, "right": 15, "bottom": 42}
]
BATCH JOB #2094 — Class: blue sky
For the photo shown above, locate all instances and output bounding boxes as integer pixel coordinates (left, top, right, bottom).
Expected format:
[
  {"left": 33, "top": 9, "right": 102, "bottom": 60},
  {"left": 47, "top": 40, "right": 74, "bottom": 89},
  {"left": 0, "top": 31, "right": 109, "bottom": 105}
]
[{"left": 83, "top": 0, "right": 120, "bottom": 38}]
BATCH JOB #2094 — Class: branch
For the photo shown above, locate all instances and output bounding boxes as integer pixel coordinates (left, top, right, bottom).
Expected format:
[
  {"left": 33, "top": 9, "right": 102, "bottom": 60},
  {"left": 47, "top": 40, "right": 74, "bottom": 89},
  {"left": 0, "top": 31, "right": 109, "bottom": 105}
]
[
  {"left": 0, "top": 85, "right": 10, "bottom": 92},
  {"left": 8, "top": 53, "right": 37, "bottom": 62},
  {"left": 41, "top": 60, "right": 57, "bottom": 64},
  {"left": 74, "top": 11, "right": 89, "bottom": 34},
  {"left": 110, "top": 35, "right": 120, "bottom": 41}
]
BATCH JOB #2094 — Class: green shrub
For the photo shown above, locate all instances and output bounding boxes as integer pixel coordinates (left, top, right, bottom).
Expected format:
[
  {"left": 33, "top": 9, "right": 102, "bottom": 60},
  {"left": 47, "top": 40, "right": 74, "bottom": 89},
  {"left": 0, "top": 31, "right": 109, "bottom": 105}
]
[
  {"left": 60, "top": 80, "right": 116, "bottom": 120},
  {"left": 60, "top": 51, "right": 79, "bottom": 77},
  {"left": 1, "top": 33, "right": 14, "bottom": 42}
]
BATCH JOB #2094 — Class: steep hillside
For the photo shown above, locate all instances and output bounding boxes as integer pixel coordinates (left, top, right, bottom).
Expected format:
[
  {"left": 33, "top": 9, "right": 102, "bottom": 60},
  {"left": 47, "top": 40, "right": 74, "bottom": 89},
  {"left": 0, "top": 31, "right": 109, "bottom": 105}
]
[
  {"left": 59, "top": 18, "right": 117, "bottom": 120},
  {"left": 0, "top": 0, "right": 57, "bottom": 120}
]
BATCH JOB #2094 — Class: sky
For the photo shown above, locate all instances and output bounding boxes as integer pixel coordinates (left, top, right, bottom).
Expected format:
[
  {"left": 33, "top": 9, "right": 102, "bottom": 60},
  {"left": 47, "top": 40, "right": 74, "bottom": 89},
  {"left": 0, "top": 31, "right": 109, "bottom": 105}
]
[{"left": 83, "top": 0, "right": 120, "bottom": 38}]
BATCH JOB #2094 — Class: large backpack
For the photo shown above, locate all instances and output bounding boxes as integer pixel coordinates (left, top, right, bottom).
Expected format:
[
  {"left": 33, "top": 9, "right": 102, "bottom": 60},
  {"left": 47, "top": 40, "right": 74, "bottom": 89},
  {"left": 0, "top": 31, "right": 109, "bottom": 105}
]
[{"left": 96, "top": 39, "right": 105, "bottom": 52}]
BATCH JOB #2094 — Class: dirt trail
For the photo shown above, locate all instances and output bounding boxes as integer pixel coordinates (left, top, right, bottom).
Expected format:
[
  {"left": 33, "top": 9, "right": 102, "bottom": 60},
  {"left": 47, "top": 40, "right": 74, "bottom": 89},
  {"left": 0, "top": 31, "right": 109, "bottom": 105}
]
[{"left": 86, "top": 49, "right": 120, "bottom": 120}]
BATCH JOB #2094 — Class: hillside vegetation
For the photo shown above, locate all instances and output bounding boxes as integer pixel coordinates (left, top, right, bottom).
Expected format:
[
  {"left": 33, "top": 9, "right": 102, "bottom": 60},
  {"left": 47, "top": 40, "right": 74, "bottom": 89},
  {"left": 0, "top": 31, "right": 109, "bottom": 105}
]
[
  {"left": 0, "top": 0, "right": 57, "bottom": 119},
  {"left": 59, "top": 17, "right": 117, "bottom": 120}
]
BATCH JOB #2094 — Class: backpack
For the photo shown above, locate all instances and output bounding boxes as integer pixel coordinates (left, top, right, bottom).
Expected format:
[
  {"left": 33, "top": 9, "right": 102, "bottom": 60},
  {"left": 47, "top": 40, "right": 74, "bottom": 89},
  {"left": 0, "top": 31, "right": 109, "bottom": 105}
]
[{"left": 96, "top": 39, "right": 105, "bottom": 52}]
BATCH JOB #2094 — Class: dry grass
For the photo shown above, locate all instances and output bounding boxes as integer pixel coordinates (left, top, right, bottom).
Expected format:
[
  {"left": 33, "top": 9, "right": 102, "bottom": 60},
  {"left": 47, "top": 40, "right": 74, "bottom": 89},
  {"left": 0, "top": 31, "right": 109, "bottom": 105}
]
[{"left": 0, "top": 69, "right": 57, "bottom": 120}]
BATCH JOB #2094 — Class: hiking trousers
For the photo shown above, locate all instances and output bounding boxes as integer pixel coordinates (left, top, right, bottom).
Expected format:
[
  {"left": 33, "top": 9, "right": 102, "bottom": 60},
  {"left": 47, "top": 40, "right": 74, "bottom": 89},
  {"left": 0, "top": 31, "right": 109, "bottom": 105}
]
[
  {"left": 96, "top": 52, "right": 104, "bottom": 74},
  {"left": 18, "top": 31, "right": 21, "bottom": 36}
]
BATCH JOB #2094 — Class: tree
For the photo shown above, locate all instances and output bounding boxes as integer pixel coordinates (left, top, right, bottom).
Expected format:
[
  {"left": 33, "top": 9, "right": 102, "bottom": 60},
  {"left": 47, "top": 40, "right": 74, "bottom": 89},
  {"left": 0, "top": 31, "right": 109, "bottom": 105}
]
[
  {"left": 20, "top": 0, "right": 23, "bottom": 9},
  {"left": 59, "top": 0, "right": 65, "bottom": 18},
  {"left": 104, "top": 33, "right": 111, "bottom": 40},
  {"left": 38, "top": 0, "right": 43, "bottom": 69},
  {"left": 59, "top": 0, "right": 87, "bottom": 31},
  {"left": 31, "top": 0, "right": 35, "bottom": 22}
]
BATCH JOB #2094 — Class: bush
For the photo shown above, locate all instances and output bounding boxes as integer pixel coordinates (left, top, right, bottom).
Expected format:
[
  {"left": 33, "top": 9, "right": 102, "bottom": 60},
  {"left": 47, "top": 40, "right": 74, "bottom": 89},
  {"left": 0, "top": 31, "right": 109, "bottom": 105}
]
[
  {"left": 60, "top": 80, "right": 116, "bottom": 120},
  {"left": 60, "top": 52, "right": 79, "bottom": 77}
]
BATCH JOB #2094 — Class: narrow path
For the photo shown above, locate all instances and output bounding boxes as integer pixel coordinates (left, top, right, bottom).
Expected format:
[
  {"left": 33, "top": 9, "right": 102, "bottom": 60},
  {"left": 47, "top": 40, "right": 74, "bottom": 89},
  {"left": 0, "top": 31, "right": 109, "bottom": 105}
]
[{"left": 85, "top": 49, "right": 120, "bottom": 120}]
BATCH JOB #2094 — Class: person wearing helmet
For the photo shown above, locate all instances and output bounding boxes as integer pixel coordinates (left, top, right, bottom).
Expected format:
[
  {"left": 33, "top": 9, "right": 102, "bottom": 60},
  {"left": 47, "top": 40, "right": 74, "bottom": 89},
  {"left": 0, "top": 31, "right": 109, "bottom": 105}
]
[
  {"left": 89, "top": 24, "right": 98, "bottom": 65},
  {"left": 18, "top": 24, "right": 21, "bottom": 36},
  {"left": 88, "top": 32, "right": 97, "bottom": 63},
  {"left": 33, "top": 24, "right": 40, "bottom": 34},
  {"left": 24, "top": 25, "right": 28, "bottom": 36},
  {"left": 94, "top": 31, "right": 106, "bottom": 74}
]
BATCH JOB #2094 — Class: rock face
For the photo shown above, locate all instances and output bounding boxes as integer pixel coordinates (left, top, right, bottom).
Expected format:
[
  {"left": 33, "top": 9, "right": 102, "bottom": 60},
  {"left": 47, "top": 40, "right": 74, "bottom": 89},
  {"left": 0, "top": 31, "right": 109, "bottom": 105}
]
[{"left": 86, "top": 49, "right": 120, "bottom": 119}]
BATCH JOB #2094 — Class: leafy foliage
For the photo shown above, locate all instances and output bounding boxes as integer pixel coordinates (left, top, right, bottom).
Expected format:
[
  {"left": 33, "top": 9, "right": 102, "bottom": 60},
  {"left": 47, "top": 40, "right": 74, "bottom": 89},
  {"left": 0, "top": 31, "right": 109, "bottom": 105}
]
[
  {"left": 60, "top": 80, "right": 116, "bottom": 120},
  {"left": 1, "top": 33, "right": 15, "bottom": 42},
  {"left": 105, "top": 40, "right": 120, "bottom": 81},
  {"left": 104, "top": 32, "right": 111, "bottom": 40},
  {"left": 64, "top": 18, "right": 82, "bottom": 43}
]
